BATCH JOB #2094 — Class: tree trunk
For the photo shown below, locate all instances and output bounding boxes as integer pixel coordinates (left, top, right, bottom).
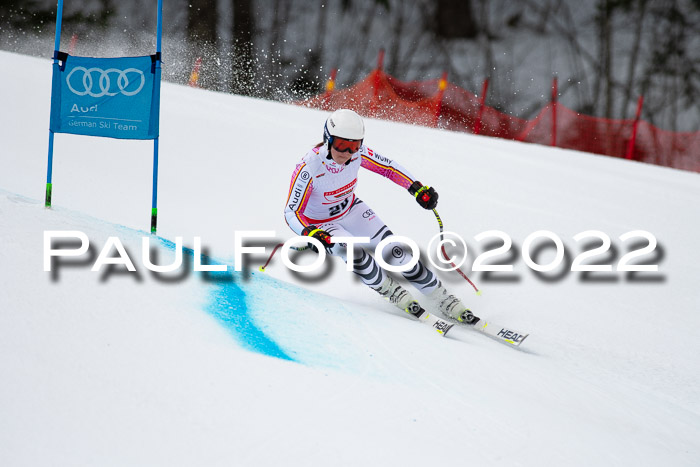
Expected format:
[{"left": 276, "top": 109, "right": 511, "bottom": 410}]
[
  {"left": 621, "top": 0, "right": 648, "bottom": 119},
  {"left": 602, "top": 1, "right": 613, "bottom": 119},
  {"left": 433, "top": 0, "right": 478, "bottom": 39},
  {"left": 593, "top": 0, "right": 615, "bottom": 119},
  {"left": 187, "top": 0, "right": 218, "bottom": 46},
  {"left": 231, "top": 0, "right": 255, "bottom": 96}
]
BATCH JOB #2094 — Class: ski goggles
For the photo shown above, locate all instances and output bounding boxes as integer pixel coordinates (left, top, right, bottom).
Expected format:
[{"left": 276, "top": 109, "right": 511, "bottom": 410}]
[{"left": 331, "top": 137, "right": 362, "bottom": 154}]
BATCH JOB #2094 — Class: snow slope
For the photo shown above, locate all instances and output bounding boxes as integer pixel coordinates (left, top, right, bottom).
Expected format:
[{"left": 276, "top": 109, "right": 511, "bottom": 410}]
[{"left": 1, "top": 50, "right": 699, "bottom": 466}]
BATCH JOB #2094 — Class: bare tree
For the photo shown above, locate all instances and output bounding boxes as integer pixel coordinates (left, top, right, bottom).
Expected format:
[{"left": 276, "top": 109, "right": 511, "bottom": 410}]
[
  {"left": 289, "top": 1, "right": 328, "bottom": 99},
  {"left": 231, "top": 0, "right": 255, "bottom": 96},
  {"left": 187, "top": 0, "right": 218, "bottom": 46},
  {"left": 620, "top": 0, "right": 649, "bottom": 119},
  {"left": 638, "top": 0, "right": 700, "bottom": 131},
  {"left": 264, "top": 0, "right": 293, "bottom": 98},
  {"left": 431, "top": 0, "right": 478, "bottom": 39},
  {"left": 594, "top": 0, "right": 614, "bottom": 119}
]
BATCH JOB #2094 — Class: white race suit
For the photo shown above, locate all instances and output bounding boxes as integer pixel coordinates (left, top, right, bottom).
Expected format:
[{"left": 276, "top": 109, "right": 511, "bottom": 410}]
[{"left": 284, "top": 143, "right": 440, "bottom": 295}]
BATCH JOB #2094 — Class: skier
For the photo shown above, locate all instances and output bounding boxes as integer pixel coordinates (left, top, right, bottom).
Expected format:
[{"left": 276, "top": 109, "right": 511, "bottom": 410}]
[{"left": 284, "top": 108, "right": 477, "bottom": 324}]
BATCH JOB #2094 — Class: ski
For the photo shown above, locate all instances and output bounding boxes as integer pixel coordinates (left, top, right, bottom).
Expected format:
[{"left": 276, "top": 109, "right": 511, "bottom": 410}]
[
  {"left": 412, "top": 308, "right": 529, "bottom": 347},
  {"left": 468, "top": 319, "right": 529, "bottom": 347},
  {"left": 413, "top": 308, "right": 455, "bottom": 336}
]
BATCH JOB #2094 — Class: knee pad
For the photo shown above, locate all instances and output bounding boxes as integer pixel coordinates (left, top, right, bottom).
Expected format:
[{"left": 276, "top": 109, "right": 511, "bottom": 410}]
[{"left": 381, "top": 242, "right": 411, "bottom": 267}]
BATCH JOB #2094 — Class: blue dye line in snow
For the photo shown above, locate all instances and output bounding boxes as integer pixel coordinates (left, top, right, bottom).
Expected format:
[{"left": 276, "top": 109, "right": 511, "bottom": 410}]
[
  {"left": 1, "top": 196, "right": 291, "bottom": 361},
  {"left": 155, "top": 236, "right": 294, "bottom": 362}
]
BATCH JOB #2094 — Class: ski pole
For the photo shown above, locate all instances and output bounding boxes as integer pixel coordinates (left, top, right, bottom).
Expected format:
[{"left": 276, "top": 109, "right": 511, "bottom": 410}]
[
  {"left": 431, "top": 208, "right": 481, "bottom": 295},
  {"left": 259, "top": 243, "right": 308, "bottom": 272}
]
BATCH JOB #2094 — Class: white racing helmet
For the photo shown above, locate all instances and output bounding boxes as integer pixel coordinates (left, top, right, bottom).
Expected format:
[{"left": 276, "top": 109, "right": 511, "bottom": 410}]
[{"left": 323, "top": 109, "right": 365, "bottom": 146}]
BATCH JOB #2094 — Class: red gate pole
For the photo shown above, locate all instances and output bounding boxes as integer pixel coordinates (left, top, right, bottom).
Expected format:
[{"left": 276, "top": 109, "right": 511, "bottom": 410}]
[
  {"left": 433, "top": 71, "right": 448, "bottom": 128},
  {"left": 322, "top": 68, "right": 338, "bottom": 109},
  {"left": 370, "top": 48, "right": 385, "bottom": 117},
  {"left": 68, "top": 33, "right": 78, "bottom": 54},
  {"left": 473, "top": 78, "right": 489, "bottom": 134},
  {"left": 551, "top": 77, "right": 558, "bottom": 147},
  {"left": 188, "top": 57, "right": 202, "bottom": 87},
  {"left": 625, "top": 95, "right": 644, "bottom": 160},
  {"left": 376, "top": 48, "right": 385, "bottom": 71}
]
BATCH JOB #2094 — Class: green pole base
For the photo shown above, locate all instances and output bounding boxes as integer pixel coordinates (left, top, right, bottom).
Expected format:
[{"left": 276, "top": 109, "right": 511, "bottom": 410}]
[
  {"left": 150, "top": 207, "right": 157, "bottom": 234},
  {"left": 45, "top": 183, "right": 52, "bottom": 207}
]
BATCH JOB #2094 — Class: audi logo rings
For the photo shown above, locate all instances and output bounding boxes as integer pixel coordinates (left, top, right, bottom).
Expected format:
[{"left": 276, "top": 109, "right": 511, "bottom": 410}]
[{"left": 66, "top": 66, "right": 146, "bottom": 97}]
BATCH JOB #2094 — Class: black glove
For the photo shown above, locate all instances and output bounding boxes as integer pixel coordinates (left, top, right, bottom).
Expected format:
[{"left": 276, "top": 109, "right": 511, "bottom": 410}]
[
  {"left": 408, "top": 181, "right": 439, "bottom": 210},
  {"left": 301, "top": 225, "right": 334, "bottom": 252}
]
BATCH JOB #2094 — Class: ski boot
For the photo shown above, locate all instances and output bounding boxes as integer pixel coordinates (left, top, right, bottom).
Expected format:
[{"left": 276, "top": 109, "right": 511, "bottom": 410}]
[
  {"left": 429, "top": 283, "right": 480, "bottom": 325},
  {"left": 374, "top": 276, "right": 425, "bottom": 317}
]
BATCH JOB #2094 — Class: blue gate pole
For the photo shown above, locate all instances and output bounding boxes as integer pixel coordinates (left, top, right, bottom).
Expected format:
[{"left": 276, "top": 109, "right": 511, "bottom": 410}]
[
  {"left": 151, "top": 138, "right": 159, "bottom": 234},
  {"left": 46, "top": 0, "right": 64, "bottom": 207},
  {"left": 151, "top": 137, "right": 158, "bottom": 234},
  {"left": 150, "top": 0, "right": 163, "bottom": 234},
  {"left": 46, "top": 130, "right": 55, "bottom": 207}
]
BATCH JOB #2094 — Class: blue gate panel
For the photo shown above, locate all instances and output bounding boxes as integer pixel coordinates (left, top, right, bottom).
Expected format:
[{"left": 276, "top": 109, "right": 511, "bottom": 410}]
[{"left": 49, "top": 54, "right": 160, "bottom": 140}]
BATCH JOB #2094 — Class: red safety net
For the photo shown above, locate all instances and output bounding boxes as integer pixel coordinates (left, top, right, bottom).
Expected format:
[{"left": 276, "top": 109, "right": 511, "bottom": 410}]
[{"left": 299, "top": 69, "right": 700, "bottom": 174}]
